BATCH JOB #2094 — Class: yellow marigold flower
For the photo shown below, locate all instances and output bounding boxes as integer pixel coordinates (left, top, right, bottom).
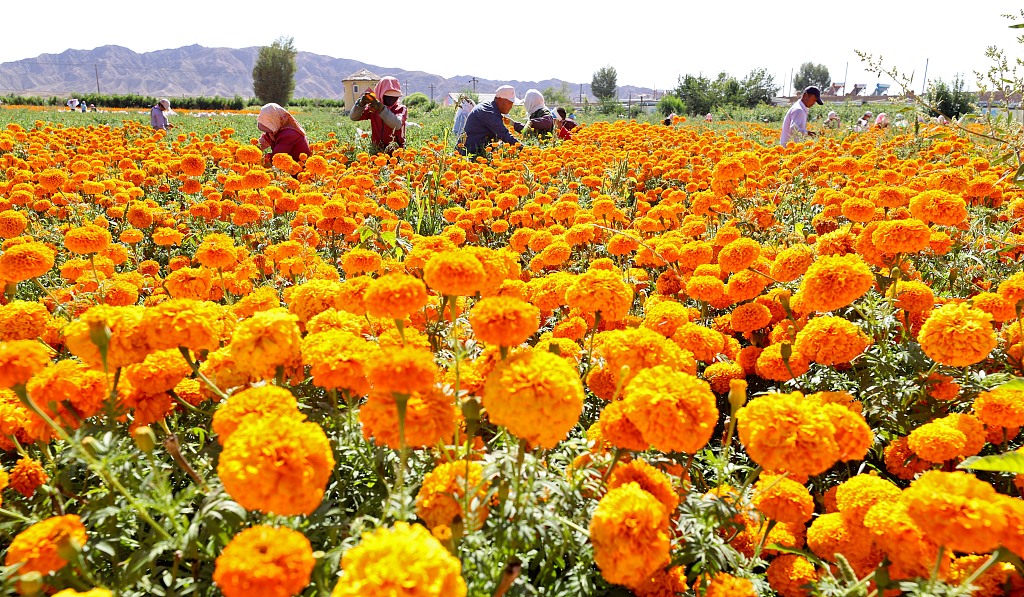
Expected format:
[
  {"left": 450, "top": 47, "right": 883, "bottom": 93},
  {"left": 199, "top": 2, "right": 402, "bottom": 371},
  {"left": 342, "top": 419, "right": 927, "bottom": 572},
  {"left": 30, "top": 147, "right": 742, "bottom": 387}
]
[
  {"left": 641, "top": 300, "right": 693, "bottom": 338},
  {"left": 997, "top": 270, "right": 1024, "bottom": 303},
  {"left": 632, "top": 566, "right": 689, "bottom": 597},
  {"left": 903, "top": 470, "right": 1006, "bottom": 554},
  {"left": 482, "top": 349, "right": 584, "bottom": 449},
  {"left": 806, "top": 512, "right": 880, "bottom": 576},
  {"left": 231, "top": 285, "right": 281, "bottom": 319},
  {"left": 0, "top": 241, "right": 55, "bottom": 282},
  {"left": 752, "top": 474, "right": 814, "bottom": 524},
  {"left": 701, "top": 572, "right": 756, "bottom": 597},
  {"left": 218, "top": 416, "right": 334, "bottom": 516},
  {"left": 4, "top": 514, "right": 88, "bottom": 575},
  {"left": 622, "top": 366, "right": 717, "bottom": 454},
  {"left": 766, "top": 554, "right": 817, "bottom": 597},
  {"left": 301, "top": 329, "right": 375, "bottom": 395},
  {"left": 835, "top": 474, "right": 901, "bottom": 526},
  {"left": 973, "top": 387, "right": 1024, "bottom": 429},
  {"left": 893, "top": 280, "right": 935, "bottom": 313},
  {"left": 718, "top": 237, "right": 761, "bottom": 273},
  {"left": 770, "top": 245, "right": 814, "bottom": 283},
  {"left": 340, "top": 248, "right": 382, "bottom": 276},
  {"left": 870, "top": 218, "right": 932, "bottom": 254},
  {"left": 164, "top": 266, "right": 213, "bottom": 300},
  {"left": 423, "top": 251, "right": 486, "bottom": 296},
  {"left": 27, "top": 359, "right": 107, "bottom": 430},
  {"left": 212, "top": 385, "right": 303, "bottom": 445},
  {"left": 122, "top": 348, "right": 192, "bottom": 394},
  {"left": 0, "top": 210, "right": 28, "bottom": 239},
  {"left": 213, "top": 526, "right": 314, "bottom": 597},
  {"left": 195, "top": 233, "right": 239, "bottom": 270},
  {"left": 52, "top": 590, "right": 112, "bottom": 597},
  {"left": 415, "top": 460, "right": 488, "bottom": 530},
  {"left": 330, "top": 522, "right": 466, "bottom": 597},
  {"left": 730, "top": 302, "right": 772, "bottom": 333},
  {"left": 672, "top": 322, "right": 724, "bottom": 363},
  {"left": 863, "top": 499, "right": 946, "bottom": 579},
  {"left": 820, "top": 403, "right": 873, "bottom": 462},
  {"left": 469, "top": 296, "right": 540, "bottom": 347},
  {"left": 565, "top": 268, "right": 634, "bottom": 322},
  {"left": 363, "top": 273, "right": 428, "bottom": 320},
  {"left": 287, "top": 279, "right": 342, "bottom": 326},
  {"left": 608, "top": 459, "right": 679, "bottom": 515},
  {"left": 228, "top": 308, "right": 302, "bottom": 380},
  {"left": 590, "top": 482, "right": 670, "bottom": 589},
  {"left": 0, "top": 300, "right": 49, "bottom": 343},
  {"left": 359, "top": 385, "right": 457, "bottom": 449},
  {"left": 0, "top": 340, "right": 50, "bottom": 388},
  {"left": 365, "top": 345, "right": 436, "bottom": 396},
  {"left": 909, "top": 189, "right": 967, "bottom": 226},
  {"left": 737, "top": 391, "right": 840, "bottom": 477},
  {"left": 596, "top": 400, "right": 649, "bottom": 451},
  {"left": 918, "top": 302, "right": 996, "bottom": 367},
  {"left": 702, "top": 361, "right": 746, "bottom": 394},
  {"left": 64, "top": 224, "right": 111, "bottom": 255},
  {"left": 9, "top": 457, "right": 48, "bottom": 497},
  {"left": 796, "top": 254, "right": 873, "bottom": 313},
  {"left": 793, "top": 315, "right": 870, "bottom": 365},
  {"left": 755, "top": 342, "right": 809, "bottom": 381},
  {"left": 140, "top": 299, "right": 223, "bottom": 354}
]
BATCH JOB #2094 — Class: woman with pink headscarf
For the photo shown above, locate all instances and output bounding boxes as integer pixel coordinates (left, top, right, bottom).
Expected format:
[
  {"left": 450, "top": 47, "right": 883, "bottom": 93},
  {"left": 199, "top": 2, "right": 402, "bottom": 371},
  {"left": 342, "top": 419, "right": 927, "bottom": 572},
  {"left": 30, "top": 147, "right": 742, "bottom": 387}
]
[
  {"left": 257, "top": 103, "right": 311, "bottom": 164},
  {"left": 350, "top": 76, "right": 407, "bottom": 153}
]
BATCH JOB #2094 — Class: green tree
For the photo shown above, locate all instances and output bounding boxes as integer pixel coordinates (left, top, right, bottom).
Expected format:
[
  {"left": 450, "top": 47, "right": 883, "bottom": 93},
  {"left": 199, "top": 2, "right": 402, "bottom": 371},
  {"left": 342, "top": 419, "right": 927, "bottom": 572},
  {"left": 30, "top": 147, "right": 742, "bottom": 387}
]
[
  {"left": 673, "top": 74, "right": 714, "bottom": 116},
  {"left": 926, "top": 76, "right": 975, "bottom": 119},
  {"left": 591, "top": 66, "right": 618, "bottom": 100},
  {"left": 542, "top": 83, "right": 572, "bottom": 107},
  {"left": 741, "top": 68, "right": 780, "bottom": 107},
  {"left": 793, "top": 62, "right": 831, "bottom": 92},
  {"left": 712, "top": 72, "right": 744, "bottom": 108},
  {"left": 252, "top": 36, "right": 298, "bottom": 106},
  {"left": 657, "top": 94, "right": 685, "bottom": 116}
]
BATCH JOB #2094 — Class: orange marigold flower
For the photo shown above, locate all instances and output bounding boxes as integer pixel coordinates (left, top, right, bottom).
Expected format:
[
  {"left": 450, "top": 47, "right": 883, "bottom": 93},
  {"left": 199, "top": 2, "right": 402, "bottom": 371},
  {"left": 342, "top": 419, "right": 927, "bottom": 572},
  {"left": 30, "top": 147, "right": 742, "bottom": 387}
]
[
  {"left": 770, "top": 245, "right": 814, "bottom": 283},
  {"left": 863, "top": 499, "right": 946, "bottom": 579},
  {"left": 971, "top": 291, "right": 1016, "bottom": 323},
  {"left": 701, "top": 572, "right": 756, "bottom": 597},
  {"left": 469, "top": 296, "right": 540, "bottom": 347},
  {"left": 211, "top": 385, "right": 304, "bottom": 445},
  {"left": 806, "top": 512, "right": 880, "bottom": 576},
  {"left": 607, "top": 459, "right": 679, "bottom": 515},
  {"left": 589, "top": 482, "right": 670, "bottom": 589},
  {"left": 903, "top": 470, "right": 1006, "bottom": 554},
  {"left": 330, "top": 522, "right": 466, "bottom": 597},
  {"left": 64, "top": 224, "right": 111, "bottom": 255},
  {"left": 997, "top": 271, "right": 1024, "bottom": 303},
  {"left": 752, "top": 474, "right": 814, "bottom": 524},
  {"left": 415, "top": 460, "right": 489, "bottom": 530},
  {"left": 482, "top": 349, "right": 584, "bottom": 448},
  {"left": 9, "top": 457, "right": 48, "bottom": 497},
  {"left": 27, "top": 359, "right": 107, "bottom": 429},
  {"left": 122, "top": 348, "right": 192, "bottom": 394},
  {"left": 883, "top": 436, "right": 930, "bottom": 480},
  {"left": 730, "top": 302, "right": 772, "bottom": 333},
  {"left": 301, "top": 329, "right": 375, "bottom": 396},
  {"left": 359, "top": 385, "right": 457, "bottom": 449},
  {"left": 596, "top": 400, "right": 649, "bottom": 451},
  {"left": 796, "top": 254, "right": 873, "bottom": 313},
  {"left": 287, "top": 279, "right": 342, "bottom": 327},
  {"left": 228, "top": 308, "right": 302, "bottom": 380},
  {"left": 0, "top": 241, "right": 55, "bottom": 282},
  {"left": 793, "top": 315, "right": 870, "bottom": 365},
  {"left": 140, "top": 299, "right": 223, "bottom": 354},
  {"left": 755, "top": 342, "right": 809, "bottom": 381},
  {"left": 4, "top": 514, "right": 88, "bottom": 575},
  {"left": 870, "top": 218, "right": 932, "bottom": 254},
  {"left": 565, "top": 268, "right": 634, "bottom": 322},
  {"left": 363, "top": 274, "right": 428, "bottom": 320},
  {"left": 0, "top": 340, "right": 50, "bottom": 388},
  {"left": 152, "top": 227, "right": 184, "bottom": 246},
  {"left": 622, "top": 366, "right": 718, "bottom": 454},
  {"left": 365, "top": 345, "right": 436, "bottom": 396},
  {"left": 213, "top": 526, "right": 314, "bottom": 597},
  {"left": 423, "top": 251, "right": 486, "bottom": 296},
  {"left": 718, "top": 237, "right": 761, "bottom": 273},
  {"left": 195, "top": 233, "right": 239, "bottom": 270},
  {"left": 893, "top": 280, "right": 935, "bottom": 313},
  {"left": 0, "top": 210, "right": 28, "bottom": 239},
  {"left": 973, "top": 387, "right": 1024, "bottom": 429},
  {"left": 834, "top": 474, "right": 901, "bottom": 525},
  {"left": 766, "top": 554, "right": 817, "bottom": 597},
  {"left": 179, "top": 154, "right": 207, "bottom": 177},
  {"left": 340, "top": 248, "right": 383, "bottom": 276},
  {"left": 702, "top": 361, "right": 746, "bottom": 394},
  {"left": 164, "top": 266, "right": 213, "bottom": 300},
  {"left": 633, "top": 566, "right": 689, "bottom": 597},
  {"left": 218, "top": 416, "right": 334, "bottom": 516},
  {"left": 918, "top": 302, "right": 996, "bottom": 367},
  {"left": 672, "top": 322, "right": 724, "bottom": 363},
  {"left": 820, "top": 403, "right": 873, "bottom": 462},
  {"left": 909, "top": 189, "right": 967, "bottom": 226},
  {"left": 737, "top": 391, "right": 840, "bottom": 476},
  {"left": 641, "top": 300, "right": 693, "bottom": 337}
]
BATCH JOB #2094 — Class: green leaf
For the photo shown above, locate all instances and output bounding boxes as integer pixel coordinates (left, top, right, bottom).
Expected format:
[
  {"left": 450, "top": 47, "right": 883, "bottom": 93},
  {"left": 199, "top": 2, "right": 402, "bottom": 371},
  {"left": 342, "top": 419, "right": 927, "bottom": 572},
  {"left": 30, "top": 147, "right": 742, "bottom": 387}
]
[
  {"left": 1009, "top": 23, "right": 1024, "bottom": 28},
  {"left": 996, "top": 377, "right": 1024, "bottom": 392},
  {"left": 958, "top": 451, "right": 1024, "bottom": 474}
]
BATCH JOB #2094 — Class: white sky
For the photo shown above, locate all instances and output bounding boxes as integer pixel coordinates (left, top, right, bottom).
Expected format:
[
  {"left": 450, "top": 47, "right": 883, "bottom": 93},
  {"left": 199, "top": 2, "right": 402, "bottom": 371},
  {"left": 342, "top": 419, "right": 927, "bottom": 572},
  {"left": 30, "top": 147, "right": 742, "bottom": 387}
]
[{"left": 3, "top": 1, "right": 1023, "bottom": 95}]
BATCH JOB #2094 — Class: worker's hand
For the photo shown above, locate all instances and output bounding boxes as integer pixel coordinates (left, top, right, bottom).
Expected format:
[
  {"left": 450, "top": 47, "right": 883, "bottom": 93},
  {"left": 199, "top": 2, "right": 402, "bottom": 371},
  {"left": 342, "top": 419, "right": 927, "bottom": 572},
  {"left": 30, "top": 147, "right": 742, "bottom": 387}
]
[{"left": 368, "top": 98, "right": 385, "bottom": 113}]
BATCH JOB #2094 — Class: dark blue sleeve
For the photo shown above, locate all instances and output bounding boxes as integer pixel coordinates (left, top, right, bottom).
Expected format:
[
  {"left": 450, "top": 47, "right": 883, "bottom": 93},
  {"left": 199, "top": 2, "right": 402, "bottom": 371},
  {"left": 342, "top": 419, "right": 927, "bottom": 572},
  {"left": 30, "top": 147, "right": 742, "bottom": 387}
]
[{"left": 483, "top": 109, "right": 520, "bottom": 145}]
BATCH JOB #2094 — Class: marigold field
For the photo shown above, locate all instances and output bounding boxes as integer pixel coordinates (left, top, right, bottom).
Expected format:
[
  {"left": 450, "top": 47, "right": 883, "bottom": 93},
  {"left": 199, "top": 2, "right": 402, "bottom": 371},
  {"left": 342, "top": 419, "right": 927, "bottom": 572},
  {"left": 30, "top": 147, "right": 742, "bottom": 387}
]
[{"left": 1, "top": 106, "right": 1024, "bottom": 597}]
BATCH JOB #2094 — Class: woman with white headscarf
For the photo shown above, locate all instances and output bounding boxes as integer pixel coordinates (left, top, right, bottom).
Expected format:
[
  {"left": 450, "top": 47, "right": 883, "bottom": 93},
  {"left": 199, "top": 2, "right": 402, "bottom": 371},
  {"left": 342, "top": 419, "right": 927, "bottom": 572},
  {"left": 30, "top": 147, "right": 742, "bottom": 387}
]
[
  {"left": 520, "top": 89, "right": 554, "bottom": 138},
  {"left": 150, "top": 98, "right": 174, "bottom": 130},
  {"left": 257, "top": 103, "right": 311, "bottom": 163}
]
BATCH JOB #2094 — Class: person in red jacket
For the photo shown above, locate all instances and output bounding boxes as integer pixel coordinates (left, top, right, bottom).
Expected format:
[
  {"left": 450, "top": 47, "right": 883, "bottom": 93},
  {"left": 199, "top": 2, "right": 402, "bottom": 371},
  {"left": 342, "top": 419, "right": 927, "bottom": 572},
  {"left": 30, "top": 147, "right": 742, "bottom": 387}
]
[
  {"left": 256, "top": 103, "right": 311, "bottom": 164},
  {"left": 350, "top": 76, "right": 407, "bottom": 154}
]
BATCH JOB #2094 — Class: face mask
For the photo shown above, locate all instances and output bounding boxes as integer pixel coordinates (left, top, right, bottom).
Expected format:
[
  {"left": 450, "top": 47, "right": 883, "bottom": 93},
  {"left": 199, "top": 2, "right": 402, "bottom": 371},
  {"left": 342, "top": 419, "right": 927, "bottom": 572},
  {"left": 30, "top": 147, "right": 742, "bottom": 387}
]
[{"left": 383, "top": 95, "right": 398, "bottom": 107}]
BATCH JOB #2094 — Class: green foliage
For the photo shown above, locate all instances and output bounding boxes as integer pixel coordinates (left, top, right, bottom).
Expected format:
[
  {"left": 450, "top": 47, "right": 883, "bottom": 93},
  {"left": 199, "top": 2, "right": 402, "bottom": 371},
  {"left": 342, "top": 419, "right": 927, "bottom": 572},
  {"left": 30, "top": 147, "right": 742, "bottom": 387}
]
[
  {"left": 252, "top": 36, "right": 298, "bottom": 106},
  {"left": 403, "top": 92, "right": 430, "bottom": 108},
  {"left": 674, "top": 74, "right": 714, "bottom": 116},
  {"left": 591, "top": 66, "right": 618, "bottom": 100},
  {"left": 793, "top": 62, "right": 831, "bottom": 91},
  {"left": 543, "top": 83, "right": 573, "bottom": 108},
  {"left": 741, "top": 68, "right": 780, "bottom": 107},
  {"left": 925, "top": 76, "right": 975, "bottom": 119},
  {"left": 657, "top": 94, "right": 686, "bottom": 116}
]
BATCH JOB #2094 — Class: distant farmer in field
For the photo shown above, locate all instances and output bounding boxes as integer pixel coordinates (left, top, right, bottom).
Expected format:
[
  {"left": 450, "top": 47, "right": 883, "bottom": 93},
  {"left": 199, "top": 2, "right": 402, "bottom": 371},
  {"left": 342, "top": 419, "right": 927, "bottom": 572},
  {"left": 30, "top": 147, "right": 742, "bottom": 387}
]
[
  {"left": 461, "top": 85, "right": 522, "bottom": 156},
  {"left": 150, "top": 99, "right": 174, "bottom": 130},
  {"left": 779, "top": 85, "right": 823, "bottom": 146},
  {"left": 520, "top": 89, "right": 555, "bottom": 139},
  {"left": 350, "top": 76, "right": 407, "bottom": 154},
  {"left": 553, "top": 106, "right": 577, "bottom": 140},
  {"left": 257, "top": 103, "right": 311, "bottom": 164},
  {"left": 452, "top": 94, "right": 475, "bottom": 147},
  {"left": 855, "top": 111, "right": 873, "bottom": 132},
  {"left": 824, "top": 110, "right": 841, "bottom": 129}
]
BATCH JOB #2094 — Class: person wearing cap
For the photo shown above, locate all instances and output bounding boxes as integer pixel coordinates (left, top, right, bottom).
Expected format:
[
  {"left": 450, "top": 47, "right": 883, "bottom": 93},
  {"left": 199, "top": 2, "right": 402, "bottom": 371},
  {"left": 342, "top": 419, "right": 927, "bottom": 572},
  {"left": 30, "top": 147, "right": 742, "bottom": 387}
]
[
  {"left": 824, "top": 110, "right": 841, "bottom": 129},
  {"left": 779, "top": 86, "right": 823, "bottom": 146},
  {"left": 460, "top": 85, "right": 522, "bottom": 156},
  {"left": 150, "top": 98, "right": 174, "bottom": 130},
  {"left": 855, "top": 111, "right": 874, "bottom": 132},
  {"left": 350, "top": 76, "right": 407, "bottom": 154},
  {"left": 257, "top": 103, "right": 311, "bottom": 165}
]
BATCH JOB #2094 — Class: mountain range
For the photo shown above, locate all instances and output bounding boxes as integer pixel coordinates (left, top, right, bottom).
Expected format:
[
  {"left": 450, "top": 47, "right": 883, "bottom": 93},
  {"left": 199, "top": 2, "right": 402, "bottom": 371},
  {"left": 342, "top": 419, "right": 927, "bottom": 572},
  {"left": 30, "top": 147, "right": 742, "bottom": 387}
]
[{"left": 0, "top": 45, "right": 660, "bottom": 104}]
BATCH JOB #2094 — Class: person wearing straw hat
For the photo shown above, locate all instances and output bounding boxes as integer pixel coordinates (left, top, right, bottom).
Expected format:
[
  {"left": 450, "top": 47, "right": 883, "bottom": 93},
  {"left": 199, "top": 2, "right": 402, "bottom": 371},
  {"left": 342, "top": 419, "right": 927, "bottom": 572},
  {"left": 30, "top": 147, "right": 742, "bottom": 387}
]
[
  {"left": 460, "top": 85, "right": 522, "bottom": 156},
  {"left": 150, "top": 98, "right": 174, "bottom": 130}
]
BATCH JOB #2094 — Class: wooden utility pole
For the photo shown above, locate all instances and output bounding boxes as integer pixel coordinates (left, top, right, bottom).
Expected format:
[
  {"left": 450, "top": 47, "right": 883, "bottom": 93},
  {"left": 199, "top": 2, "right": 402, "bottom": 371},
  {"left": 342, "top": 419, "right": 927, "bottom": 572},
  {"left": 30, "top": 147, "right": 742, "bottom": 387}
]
[
  {"left": 94, "top": 64, "right": 101, "bottom": 95},
  {"left": 469, "top": 77, "right": 479, "bottom": 92},
  {"left": 429, "top": 84, "right": 435, "bottom": 104}
]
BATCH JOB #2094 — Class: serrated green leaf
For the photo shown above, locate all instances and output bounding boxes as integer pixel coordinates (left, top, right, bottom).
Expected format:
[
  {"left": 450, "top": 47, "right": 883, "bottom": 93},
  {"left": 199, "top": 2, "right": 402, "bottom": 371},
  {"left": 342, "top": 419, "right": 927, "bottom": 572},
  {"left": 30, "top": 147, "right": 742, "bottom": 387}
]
[{"left": 958, "top": 451, "right": 1024, "bottom": 474}]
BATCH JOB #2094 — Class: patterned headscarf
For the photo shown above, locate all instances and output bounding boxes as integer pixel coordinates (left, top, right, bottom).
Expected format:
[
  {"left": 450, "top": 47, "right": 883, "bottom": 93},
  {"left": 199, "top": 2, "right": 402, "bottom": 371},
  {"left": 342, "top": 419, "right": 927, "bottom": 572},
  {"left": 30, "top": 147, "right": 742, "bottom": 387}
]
[
  {"left": 257, "top": 103, "right": 305, "bottom": 135},
  {"left": 374, "top": 77, "right": 402, "bottom": 99}
]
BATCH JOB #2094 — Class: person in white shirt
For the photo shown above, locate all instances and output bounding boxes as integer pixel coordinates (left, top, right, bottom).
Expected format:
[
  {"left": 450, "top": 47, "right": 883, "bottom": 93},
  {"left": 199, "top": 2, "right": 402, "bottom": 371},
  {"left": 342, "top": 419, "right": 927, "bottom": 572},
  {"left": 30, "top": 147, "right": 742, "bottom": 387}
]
[
  {"left": 854, "top": 111, "right": 873, "bottom": 132},
  {"left": 780, "top": 86, "right": 823, "bottom": 146}
]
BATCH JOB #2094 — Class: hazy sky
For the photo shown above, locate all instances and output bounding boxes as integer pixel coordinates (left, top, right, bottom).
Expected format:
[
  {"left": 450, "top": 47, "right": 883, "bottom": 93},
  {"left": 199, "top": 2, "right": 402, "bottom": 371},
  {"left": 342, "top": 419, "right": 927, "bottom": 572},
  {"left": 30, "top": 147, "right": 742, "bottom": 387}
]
[{"left": 3, "top": 1, "right": 1023, "bottom": 95}]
